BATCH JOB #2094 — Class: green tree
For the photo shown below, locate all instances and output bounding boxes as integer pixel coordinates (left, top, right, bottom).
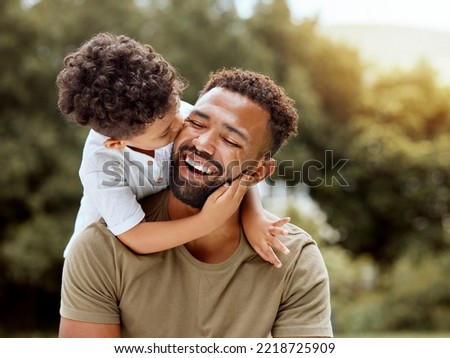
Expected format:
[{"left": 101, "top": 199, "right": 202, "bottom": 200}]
[
  {"left": 2, "top": 0, "right": 448, "bottom": 336},
  {"left": 0, "top": 0, "right": 149, "bottom": 336},
  {"left": 141, "top": 0, "right": 275, "bottom": 101},
  {"left": 0, "top": 0, "right": 67, "bottom": 335},
  {"left": 314, "top": 63, "right": 450, "bottom": 263}
]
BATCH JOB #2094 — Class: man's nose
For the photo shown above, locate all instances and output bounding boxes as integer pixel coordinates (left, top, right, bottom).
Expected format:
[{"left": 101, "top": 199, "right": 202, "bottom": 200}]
[{"left": 192, "top": 131, "right": 215, "bottom": 155}]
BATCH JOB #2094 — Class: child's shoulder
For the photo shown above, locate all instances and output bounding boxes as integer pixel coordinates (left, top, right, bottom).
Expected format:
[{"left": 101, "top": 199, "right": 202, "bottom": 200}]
[
  {"left": 82, "top": 130, "right": 110, "bottom": 156},
  {"left": 80, "top": 130, "right": 121, "bottom": 172}
]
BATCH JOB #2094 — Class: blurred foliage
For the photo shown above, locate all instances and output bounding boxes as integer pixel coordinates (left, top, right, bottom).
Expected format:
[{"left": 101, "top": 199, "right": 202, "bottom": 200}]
[
  {"left": 0, "top": 0, "right": 449, "bottom": 337},
  {"left": 313, "top": 62, "right": 450, "bottom": 265},
  {"left": 142, "top": 0, "right": 276, "bottom": 102}
]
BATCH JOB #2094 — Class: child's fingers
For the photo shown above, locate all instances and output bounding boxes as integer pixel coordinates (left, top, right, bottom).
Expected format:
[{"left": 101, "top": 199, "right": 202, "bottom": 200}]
[
  {"left": 220, "top": 175, "right": 250, "bottom": 202},
  {"left": 253, "top": 244, "right": 278, "bottom": 267},
  {"left": 240, "top": 173, "right": 254, "bottom": 187},
  {"left": 269, "top": 217, "right": 290, "bottom": 237},
  {"left": 264, "top": 246, "right": 282, "bottom": 268},
  {"left": 270, "top": 238, "right": 290, "bottom": 255},
  {"left": 272, "top": 217, "right": 291, "bottom": 227},
  {"left": 256, "top": 243, "right": 283, "bottom": 268},
  {"left": 232, "top": 174, "right": 252, "bottom": 199},
  {"left": 269, "top": 226, "right": 289, "bottom": 237},
  {"left": 206, "top": 183, "right": 229, "bottom": 203},
  {"left": 206, "top": 176, "right": 248, "bottom": 210}
]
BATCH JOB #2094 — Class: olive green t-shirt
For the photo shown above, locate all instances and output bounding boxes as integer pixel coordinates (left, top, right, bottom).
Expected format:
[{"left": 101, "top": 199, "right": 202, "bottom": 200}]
[{"left": 60, "top": 189, "right": 332, "bottom": 337}]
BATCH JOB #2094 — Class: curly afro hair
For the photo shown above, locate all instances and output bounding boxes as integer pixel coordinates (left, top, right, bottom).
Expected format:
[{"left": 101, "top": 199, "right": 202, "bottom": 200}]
[
  {"left": 199, "top": 68, "right": 298, "bottom": 156},
  {"left": 56, "top": 33, "right": 186, "bottom": 139}
]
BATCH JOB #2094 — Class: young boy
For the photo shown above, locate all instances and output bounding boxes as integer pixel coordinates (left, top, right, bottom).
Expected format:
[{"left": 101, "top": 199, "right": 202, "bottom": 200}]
[{"left": 57, "top": 33, "right": 289, "bottom": 266}]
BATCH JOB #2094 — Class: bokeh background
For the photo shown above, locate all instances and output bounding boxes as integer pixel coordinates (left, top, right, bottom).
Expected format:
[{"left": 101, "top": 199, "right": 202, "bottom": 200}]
[{"left": 1, "top": 0, "right": 449, "bottom": 337}]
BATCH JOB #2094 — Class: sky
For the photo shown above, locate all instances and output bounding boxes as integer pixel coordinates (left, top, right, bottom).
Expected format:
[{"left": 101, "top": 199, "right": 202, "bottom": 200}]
[{"left": 237, "top": 0, "right": 450, "bottom": 34}]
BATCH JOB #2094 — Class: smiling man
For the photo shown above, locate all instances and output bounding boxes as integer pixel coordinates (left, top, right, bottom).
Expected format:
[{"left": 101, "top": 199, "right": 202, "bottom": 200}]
[{"left": 59, "top": 68, "right": 333, "bottom": 338}]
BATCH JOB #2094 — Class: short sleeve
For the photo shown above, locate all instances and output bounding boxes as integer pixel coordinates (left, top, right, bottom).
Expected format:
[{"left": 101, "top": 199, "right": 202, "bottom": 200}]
[
  {"left": 81, "top": 167, "right": 145, "bottom": 236},
  {"left": 60, "top": 224, "right": 121, "bottom": 324},
  {"left": 272, "top": 242, "right": 333, "bottom": 337}
]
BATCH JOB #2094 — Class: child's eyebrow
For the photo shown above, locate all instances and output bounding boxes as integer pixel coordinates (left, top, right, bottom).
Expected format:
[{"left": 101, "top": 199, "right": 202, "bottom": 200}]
[{"left": 190, "top": 109, "right": 249, "bottom": 144}]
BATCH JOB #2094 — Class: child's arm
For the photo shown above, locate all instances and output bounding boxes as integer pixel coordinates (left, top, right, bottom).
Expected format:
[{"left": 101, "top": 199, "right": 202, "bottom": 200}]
[
  {"left": 117, "top": 176, "right": 249, "bottom": 254},
  {"left": 241, "top": 185, "right": 291, "bottom": 267}
]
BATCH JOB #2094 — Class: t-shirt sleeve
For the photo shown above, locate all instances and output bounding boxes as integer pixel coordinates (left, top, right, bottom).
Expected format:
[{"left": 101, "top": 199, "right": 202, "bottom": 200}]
[
  {"left": 272, "top": 241, "right": 333, "bottom": 337},
  {"left": 81, "top": 153, "right": 145, "bottom": 236},
  {"left": 60, "top": 224, "right": 121, "bottom": 324}
]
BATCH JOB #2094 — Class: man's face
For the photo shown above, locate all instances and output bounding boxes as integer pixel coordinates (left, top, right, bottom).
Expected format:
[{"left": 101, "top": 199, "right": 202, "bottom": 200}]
[{"left": 170, "top": 87, "right": 270, "bottom": 209}]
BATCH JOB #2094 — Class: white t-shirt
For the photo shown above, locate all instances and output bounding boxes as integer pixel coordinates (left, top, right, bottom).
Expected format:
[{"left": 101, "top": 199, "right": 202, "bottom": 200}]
[{"left": 64, "top": 101, "right": 193, "bottom": 256}]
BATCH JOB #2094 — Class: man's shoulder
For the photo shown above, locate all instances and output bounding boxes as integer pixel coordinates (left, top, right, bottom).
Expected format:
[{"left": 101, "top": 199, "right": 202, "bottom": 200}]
[
  {"left": 262, "top": 210, "right": 320, "bottom": 268},
  {"left": 68, "top": 219, "right": 116, "bottom": 254}
]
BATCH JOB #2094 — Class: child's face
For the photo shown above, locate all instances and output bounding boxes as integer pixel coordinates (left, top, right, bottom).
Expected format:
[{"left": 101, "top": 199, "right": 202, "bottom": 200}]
[{"left": 125, "top": 101, "right": 183, "bottom": 151}]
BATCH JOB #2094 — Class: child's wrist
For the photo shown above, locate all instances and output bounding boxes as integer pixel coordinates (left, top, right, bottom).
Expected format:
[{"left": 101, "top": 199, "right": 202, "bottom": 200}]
[
  {"left": 196, "top": 211, "right": 215, "bottom": 232},
  {"left": 244, "top": 212, "right": 264, "bottom": 225}
]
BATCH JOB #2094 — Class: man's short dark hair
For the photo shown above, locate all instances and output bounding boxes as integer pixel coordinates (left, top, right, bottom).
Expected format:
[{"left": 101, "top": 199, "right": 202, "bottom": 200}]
[
  {"left": 199, "top": 68, "right": 298, "bottom": 156},
  {"left": 56, "top": 32, "right": 186, "bottom": 139}
]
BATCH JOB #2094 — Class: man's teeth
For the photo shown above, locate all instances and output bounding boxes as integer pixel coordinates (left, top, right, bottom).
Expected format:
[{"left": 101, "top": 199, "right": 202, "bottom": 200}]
[{"left": 186, "top": 157, "right": 213, "bottom": 175}]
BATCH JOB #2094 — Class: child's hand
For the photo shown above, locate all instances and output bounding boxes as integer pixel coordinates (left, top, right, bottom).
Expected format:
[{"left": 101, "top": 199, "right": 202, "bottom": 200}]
[
  {"left": 246, "top": 216, "right": 291, "bottom": 268},
  {"left": 199, "top": 175, "right": 252, "bottom": 231}
]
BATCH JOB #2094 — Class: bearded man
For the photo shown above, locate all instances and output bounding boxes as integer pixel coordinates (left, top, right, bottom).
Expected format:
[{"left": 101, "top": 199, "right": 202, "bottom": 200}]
[{"left": 59, "top": 68, "right": 333, "bottom": 338}]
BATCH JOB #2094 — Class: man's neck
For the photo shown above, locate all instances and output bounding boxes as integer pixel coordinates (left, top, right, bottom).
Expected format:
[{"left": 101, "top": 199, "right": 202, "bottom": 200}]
[{"left": 167, "top": 191, "right": 241, "bottom": 264}]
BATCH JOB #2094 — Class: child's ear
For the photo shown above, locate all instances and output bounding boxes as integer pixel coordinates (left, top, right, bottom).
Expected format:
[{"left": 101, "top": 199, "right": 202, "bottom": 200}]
[{"left": 103, "top": 138, "right": 127, "bottom": 150}]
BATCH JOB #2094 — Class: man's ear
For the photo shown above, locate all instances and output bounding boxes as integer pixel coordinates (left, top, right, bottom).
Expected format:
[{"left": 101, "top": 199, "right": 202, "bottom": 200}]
[
  {"left": 250, "top": 158, "right": 276, "bottom": 184},
  {"left": 103, "top": 138, "right": 127, "bottom": 150}
]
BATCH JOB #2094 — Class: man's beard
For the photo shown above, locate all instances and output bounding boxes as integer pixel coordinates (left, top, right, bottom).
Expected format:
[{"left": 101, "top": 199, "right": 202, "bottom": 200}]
[{"left": 169, "top": 145, "right": 230, "bottom": 209}]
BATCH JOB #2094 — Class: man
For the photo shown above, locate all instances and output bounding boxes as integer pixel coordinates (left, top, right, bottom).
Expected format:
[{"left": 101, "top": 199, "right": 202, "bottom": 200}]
[{"left": 59, "top": 68, "right": 333, "bottom": 338}]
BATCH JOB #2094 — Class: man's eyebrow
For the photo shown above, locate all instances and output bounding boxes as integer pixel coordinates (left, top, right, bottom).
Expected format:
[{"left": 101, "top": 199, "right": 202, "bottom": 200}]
[
  {"left": 190, "top": 109, "right": 210, "bottom": 120},
  {"left": 190, "top": 109, "right": 249, "bottom": 144},
  {"left": 224, "top": 123, "right": 249, "bottom": 144}
]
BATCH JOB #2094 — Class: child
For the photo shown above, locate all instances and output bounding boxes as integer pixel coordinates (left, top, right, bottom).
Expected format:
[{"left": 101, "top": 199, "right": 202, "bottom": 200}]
[{"left": 57, "top": 33, "right": 290, "bottom": 266}]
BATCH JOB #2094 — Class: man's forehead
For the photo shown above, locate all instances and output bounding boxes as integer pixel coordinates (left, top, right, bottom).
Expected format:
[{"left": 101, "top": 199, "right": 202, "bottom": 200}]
[
  {"left": 194, "top": 87, "right": 268, "bottom": 120},
  {"left": 195, "top": 87, "right": 243, "bottom": 107}
]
